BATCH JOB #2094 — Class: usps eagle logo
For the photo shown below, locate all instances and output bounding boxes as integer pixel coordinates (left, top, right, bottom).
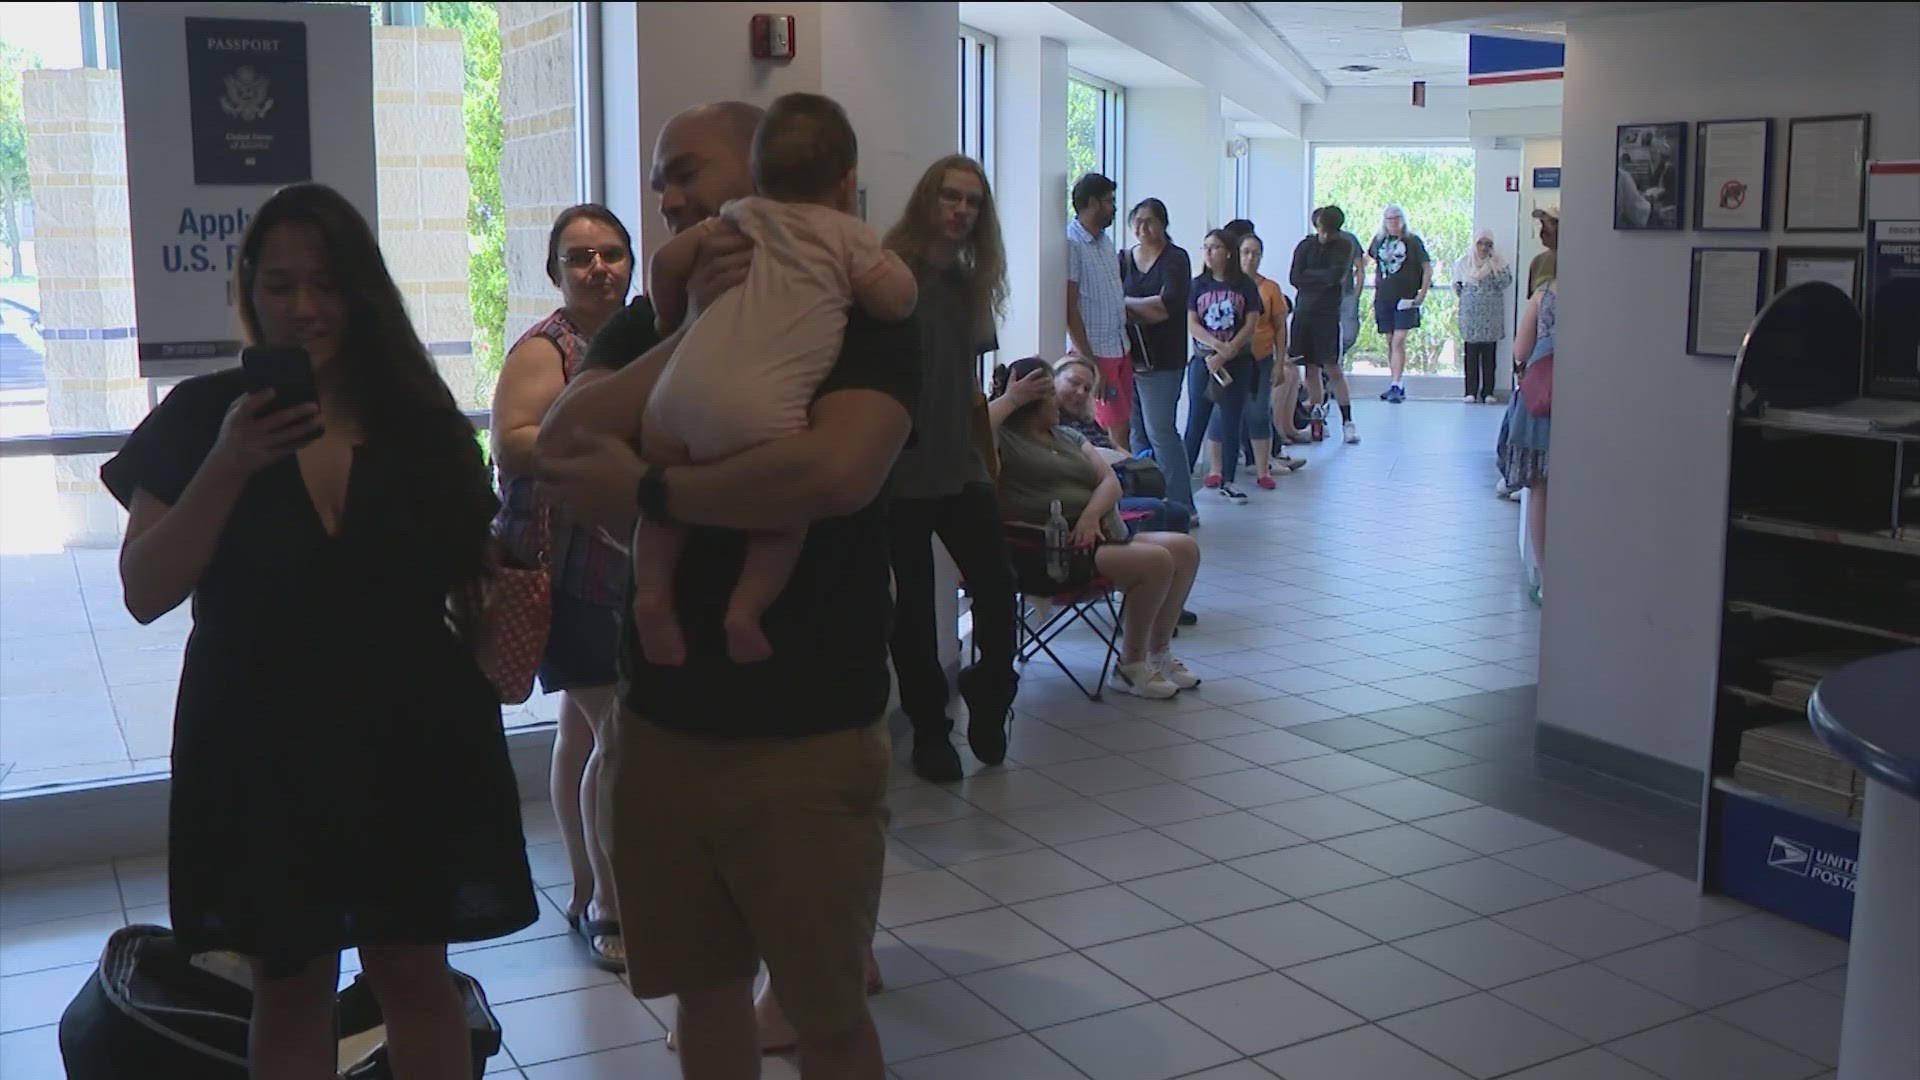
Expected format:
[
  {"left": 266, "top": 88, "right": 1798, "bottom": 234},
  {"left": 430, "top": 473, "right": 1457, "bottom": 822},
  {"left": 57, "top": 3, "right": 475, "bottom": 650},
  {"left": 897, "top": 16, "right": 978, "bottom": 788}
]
[{"left": 219, "top": 66, "right": 275, "bottom": 123}]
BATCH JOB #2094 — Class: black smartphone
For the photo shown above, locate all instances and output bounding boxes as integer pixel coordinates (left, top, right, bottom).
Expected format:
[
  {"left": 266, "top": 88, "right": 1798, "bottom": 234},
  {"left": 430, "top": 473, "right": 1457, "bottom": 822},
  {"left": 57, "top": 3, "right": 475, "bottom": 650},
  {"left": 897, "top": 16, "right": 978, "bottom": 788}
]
[{"left": 240, "top": 345, "right": 318, "bottom": 416}]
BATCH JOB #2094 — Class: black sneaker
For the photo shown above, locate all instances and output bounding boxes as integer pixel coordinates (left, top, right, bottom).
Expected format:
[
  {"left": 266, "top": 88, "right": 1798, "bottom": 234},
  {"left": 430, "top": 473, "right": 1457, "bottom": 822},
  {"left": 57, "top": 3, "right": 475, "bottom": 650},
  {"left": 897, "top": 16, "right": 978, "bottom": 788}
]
[
  {"left": 1178, "top": 609, "right": 1199, "bottom": 627},
  {"left": 911, "top": 738, "right": 964, "bottom": 783},
  {"left": 1219, "top": 484, "right": 1249, "bottom": 503},
  {"left": 957, "top": 664, "right": 1016, "bottom": 766}
]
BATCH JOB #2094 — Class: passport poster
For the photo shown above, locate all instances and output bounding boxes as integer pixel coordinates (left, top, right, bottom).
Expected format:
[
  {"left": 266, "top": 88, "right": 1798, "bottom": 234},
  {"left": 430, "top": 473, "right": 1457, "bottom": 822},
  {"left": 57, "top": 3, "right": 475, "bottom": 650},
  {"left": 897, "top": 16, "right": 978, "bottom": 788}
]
[{"left": 184, "top": 17, "right": 312, "bottom": 185}]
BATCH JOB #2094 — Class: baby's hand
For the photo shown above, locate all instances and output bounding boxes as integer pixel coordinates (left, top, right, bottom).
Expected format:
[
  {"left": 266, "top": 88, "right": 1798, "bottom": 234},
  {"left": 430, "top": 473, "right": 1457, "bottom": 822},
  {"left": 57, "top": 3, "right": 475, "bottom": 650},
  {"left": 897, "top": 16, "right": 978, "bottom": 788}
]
[{"left": 687, "top": 221, "right": 753, "bottom": 319}]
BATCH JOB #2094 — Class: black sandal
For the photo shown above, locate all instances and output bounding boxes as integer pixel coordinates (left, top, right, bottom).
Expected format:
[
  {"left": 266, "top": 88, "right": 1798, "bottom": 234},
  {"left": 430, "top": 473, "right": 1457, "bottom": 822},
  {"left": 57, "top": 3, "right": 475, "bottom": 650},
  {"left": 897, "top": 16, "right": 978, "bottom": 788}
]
[{"left": 574, "top": 915, "right": 626, "bottom": 974}]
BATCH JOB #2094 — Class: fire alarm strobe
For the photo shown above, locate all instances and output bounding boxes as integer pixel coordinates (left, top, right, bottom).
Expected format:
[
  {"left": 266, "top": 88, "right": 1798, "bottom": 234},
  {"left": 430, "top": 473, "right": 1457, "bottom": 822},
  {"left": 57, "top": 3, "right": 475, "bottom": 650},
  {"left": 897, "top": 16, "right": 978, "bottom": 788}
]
[{"left": 751, "top": 14, "right": 796, "bottom": 59}]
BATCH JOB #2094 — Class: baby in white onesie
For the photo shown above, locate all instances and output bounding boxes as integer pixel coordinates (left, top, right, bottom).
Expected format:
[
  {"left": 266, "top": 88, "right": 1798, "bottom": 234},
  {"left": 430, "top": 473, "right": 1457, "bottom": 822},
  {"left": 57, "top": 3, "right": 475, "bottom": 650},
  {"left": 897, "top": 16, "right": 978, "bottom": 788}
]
[{"left": 637, "top": 93, "right": 918, "bottom": 666}]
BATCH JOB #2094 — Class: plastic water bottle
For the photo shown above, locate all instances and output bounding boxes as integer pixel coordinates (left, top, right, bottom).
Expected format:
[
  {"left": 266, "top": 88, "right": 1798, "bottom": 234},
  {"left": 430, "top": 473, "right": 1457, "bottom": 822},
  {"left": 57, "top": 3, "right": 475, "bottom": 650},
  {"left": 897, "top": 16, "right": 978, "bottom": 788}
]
[{"left": 1045, "top": 499, "right": 1071, "bottom": 584}]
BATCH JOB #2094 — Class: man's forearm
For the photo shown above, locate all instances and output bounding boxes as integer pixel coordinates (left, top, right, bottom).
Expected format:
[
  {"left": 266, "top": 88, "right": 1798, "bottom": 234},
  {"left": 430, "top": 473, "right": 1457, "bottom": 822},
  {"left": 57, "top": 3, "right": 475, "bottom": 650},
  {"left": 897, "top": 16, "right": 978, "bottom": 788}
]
[
  {"left": 540, "top": 328, "right": 683, "bottom": 448},
  {"left": 1066, "top": 309, "right": 1096, "bottom": 358},
  {"left": 660, "top": 392, "right": 908, "bottom": 532}
]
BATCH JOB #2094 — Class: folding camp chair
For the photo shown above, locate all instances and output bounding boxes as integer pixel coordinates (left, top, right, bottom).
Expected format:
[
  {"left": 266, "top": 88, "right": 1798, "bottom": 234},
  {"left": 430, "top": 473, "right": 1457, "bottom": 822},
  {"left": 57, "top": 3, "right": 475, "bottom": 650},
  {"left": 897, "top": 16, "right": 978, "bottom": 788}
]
[{"left": 995, "top": 516, "right": 1145, "bottom": 702}]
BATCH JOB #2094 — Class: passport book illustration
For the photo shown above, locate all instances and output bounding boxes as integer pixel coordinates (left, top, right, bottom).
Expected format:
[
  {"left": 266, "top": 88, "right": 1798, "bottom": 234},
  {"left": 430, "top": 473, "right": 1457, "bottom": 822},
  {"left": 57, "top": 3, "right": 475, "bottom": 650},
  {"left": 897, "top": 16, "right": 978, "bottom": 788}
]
[{"left": 185, "top": 17, "right": 312, "bottom": 185}]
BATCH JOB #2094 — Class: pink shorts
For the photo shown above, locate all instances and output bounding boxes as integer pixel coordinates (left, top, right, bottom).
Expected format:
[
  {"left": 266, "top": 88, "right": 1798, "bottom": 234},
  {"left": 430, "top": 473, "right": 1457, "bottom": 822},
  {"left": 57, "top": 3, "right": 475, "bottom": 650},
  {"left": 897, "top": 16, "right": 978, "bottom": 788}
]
[{"left": 1093, "top": 355, "right": 1135, "bottom": 431}]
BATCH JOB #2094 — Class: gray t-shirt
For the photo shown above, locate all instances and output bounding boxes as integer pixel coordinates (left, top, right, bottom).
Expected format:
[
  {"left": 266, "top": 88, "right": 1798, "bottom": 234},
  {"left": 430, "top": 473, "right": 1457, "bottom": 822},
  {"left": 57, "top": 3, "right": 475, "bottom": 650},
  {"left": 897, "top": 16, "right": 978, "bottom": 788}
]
[{"left": 888, "top": 265, "right": 991, "bottom": 498}]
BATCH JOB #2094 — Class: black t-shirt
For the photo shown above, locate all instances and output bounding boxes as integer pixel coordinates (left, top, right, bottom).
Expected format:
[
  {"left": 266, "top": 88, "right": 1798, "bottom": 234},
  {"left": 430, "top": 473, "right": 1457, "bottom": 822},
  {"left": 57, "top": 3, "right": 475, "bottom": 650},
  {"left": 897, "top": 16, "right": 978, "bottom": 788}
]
[
  {"left": 585, "top": 297, "right": 924, "bottom": 739},
  {"left": 1119, "top": 244, "right": 1191, "bottom": 372},
  {"left": 1290, "top": 234, "right": 1353, "bottom": 320},
  {"left": 1368, "top": 231, "right": 1431, "bottom": 305},
  {"left": 1188, "top": 270, "right": 1264, "bottom": 362}
]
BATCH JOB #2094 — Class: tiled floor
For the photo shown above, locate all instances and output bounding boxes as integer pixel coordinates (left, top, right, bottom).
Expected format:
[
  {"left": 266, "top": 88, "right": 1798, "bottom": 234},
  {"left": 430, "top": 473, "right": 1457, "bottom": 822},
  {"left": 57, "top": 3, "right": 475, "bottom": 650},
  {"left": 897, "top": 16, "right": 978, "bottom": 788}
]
[{"left": 0, "top": 403, "right": 1845, "bottom": 1078}]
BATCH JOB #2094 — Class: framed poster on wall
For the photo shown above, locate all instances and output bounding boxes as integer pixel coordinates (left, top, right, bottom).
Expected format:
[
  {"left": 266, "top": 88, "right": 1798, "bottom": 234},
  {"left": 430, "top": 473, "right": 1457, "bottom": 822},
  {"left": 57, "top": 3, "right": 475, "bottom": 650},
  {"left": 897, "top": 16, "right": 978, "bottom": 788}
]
[
  {"left": 1694, "top": 118, "right": 1773, "bottom": 232},
  {"left": 119, "top": 2, "right": 376, "bottom": 378},
  {"left": 1785, "top": 114, "right": 1871, "bottom": 233},
  {"left": 1615, "top": 122, "right": 1687, "bottom": 231},
  {"left": 1688, "top": 247, "right": 1769, "bottom": 358},
  {"left": 1774, "top": 247, "right": 1864, "bottom": 302}
]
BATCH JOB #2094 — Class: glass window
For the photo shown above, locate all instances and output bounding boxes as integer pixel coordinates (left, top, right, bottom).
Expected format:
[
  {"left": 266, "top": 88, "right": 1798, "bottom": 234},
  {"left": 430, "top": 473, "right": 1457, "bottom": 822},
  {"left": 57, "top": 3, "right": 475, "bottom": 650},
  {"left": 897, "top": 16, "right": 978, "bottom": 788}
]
[
  {"left": 957, "top": 27, "right": 993, "bottom": 175},
  {"left": 1066, "top": 73, "right": 1123, "bottom": 214},
  {"left": 0, "top": 2, "right": 586, "bottom": 796},
  {"left": 1310, "top": 144, "right": 1476, "bottom": 375}
]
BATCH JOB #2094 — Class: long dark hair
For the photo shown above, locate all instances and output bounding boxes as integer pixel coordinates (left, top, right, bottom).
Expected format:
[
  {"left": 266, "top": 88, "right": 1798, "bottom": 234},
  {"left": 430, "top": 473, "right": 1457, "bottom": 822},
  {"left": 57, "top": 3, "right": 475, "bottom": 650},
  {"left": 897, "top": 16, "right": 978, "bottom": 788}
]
[
  {"left": 1202, "top": 228, "right": 1245, "bottom": 283},
  {"left": 989, "top": 355, "right": 1055, "bottom": 426},
  {"left": 236, "top": 183, "right": 495, "bottom": 610}
]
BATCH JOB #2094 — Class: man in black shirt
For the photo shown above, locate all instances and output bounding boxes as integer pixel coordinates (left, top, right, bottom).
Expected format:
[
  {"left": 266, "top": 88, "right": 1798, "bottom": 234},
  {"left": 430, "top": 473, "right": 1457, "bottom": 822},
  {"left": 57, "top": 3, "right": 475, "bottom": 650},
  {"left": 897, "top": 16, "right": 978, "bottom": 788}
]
[{"left": 536, "top": 100, "right": 915, "bottom": 1079}]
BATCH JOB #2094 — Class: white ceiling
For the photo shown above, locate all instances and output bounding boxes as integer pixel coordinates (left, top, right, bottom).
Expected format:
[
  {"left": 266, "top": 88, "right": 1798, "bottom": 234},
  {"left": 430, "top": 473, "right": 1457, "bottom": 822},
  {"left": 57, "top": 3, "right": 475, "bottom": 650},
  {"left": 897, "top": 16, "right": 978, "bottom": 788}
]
[
  {"left": 1249, "top": 2, "right": 1469, "bottom": 87},
  {"left": 959, "top": 2, "right": 1199, "bottom": 88}
]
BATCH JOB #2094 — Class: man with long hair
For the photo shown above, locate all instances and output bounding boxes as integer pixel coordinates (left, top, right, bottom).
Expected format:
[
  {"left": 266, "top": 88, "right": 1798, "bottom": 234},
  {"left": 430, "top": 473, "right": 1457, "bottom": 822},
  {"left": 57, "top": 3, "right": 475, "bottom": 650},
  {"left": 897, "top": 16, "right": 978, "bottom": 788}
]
[{"left": 881, "top": 154, "right": 1021, "bottom": 782}]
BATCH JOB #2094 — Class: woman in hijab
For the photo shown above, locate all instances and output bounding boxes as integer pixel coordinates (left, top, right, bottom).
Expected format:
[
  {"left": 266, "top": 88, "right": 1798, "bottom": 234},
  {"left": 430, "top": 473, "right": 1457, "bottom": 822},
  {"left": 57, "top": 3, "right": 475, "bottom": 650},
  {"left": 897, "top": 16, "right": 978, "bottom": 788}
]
[{"left": 1453, "top": 228, "right": 1514, "bottom": 402}]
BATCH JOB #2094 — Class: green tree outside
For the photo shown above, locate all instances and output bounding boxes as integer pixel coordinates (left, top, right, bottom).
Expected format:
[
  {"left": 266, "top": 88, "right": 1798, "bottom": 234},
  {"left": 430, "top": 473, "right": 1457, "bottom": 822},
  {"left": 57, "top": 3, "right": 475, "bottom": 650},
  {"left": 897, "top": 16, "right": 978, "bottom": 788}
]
[
  {"left": 1312, "top": 146, "right": 1475, "bottom": 373},
  {"left": 0, "top": 42, "right": 38, "bottom": 282},
  {"left": 423, "top": 2, "right": 506, "bottom": 391},
  {"left": 1066, "top": 79, "right": 1101, "bottom": 212}
]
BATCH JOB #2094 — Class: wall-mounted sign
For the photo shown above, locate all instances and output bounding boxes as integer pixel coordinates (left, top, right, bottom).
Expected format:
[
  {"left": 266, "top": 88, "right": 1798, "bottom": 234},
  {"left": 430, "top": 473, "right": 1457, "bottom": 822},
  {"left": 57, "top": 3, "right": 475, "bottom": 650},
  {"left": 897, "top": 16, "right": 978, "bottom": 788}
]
[
  {"left": 119, "top": 2, "right": 376, "bottom": 377},
  {"left": 1533, "top": 167, "right": 1562, "bottom": 190}
]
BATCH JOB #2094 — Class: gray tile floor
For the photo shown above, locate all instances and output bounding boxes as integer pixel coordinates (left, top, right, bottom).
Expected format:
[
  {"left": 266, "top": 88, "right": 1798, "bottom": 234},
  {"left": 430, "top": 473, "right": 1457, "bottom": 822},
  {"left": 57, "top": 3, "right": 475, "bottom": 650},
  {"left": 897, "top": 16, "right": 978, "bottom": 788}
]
[{"left": 0, "top": 403, "right": 1845, "bottom": 1078}]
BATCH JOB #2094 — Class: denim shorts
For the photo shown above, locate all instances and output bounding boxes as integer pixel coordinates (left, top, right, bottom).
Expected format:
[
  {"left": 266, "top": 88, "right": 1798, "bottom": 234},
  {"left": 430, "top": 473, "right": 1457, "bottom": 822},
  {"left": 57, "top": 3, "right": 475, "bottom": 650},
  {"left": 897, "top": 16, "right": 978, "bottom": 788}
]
[{"left": 537, "top": 590, "right": 622, "bottom": 693}]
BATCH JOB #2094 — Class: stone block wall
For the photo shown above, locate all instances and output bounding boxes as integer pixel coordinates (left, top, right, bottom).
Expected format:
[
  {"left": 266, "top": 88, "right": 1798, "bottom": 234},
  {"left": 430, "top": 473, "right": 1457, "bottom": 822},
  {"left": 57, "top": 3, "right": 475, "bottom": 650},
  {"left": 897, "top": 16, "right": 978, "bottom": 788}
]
[
  {"left": 374, "top": 26, "right": 481, "bottom": 407},
  {"left": 22, "top": 69, "right": 142, "bottom": 546},
  {"left": 500, "top": 2, "right": 582, "bottom": 340}
]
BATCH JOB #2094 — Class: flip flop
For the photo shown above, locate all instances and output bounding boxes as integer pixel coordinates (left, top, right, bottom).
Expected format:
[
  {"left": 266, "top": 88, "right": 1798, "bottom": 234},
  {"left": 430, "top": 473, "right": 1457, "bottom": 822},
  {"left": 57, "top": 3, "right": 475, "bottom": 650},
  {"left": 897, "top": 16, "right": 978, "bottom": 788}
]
[{"left": 576, "top": 916, "right": 626, "bottom": 974}]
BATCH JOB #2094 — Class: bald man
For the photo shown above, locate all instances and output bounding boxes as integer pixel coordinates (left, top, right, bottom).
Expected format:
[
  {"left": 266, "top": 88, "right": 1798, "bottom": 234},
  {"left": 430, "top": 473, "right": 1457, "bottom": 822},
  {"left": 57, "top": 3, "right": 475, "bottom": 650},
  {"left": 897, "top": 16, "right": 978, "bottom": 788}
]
[{"left": 537, "top": 101, "right": 915, "bottom": 1080}]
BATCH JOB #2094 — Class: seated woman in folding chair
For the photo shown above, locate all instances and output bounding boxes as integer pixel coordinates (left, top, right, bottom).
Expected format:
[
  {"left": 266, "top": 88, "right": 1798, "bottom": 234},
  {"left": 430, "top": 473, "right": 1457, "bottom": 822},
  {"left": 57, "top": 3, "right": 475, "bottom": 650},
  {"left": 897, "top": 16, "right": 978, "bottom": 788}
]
[{"left": 989, "top": 355, "right": 1203, "bottom": 700}]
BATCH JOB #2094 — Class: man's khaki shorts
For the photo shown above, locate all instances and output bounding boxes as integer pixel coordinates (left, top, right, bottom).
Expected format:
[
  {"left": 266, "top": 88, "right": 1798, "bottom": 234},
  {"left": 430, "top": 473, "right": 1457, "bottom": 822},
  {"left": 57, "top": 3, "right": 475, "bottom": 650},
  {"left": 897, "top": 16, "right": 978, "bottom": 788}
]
[{"left": 604, "top": 712, "right": 891, "bottom": 1042}]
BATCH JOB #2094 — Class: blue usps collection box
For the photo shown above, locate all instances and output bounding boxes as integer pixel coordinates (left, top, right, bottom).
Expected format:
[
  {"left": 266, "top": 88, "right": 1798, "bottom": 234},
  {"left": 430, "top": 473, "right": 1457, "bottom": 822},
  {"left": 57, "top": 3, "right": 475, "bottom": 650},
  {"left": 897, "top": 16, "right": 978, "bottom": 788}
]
[{"left": 1711, "top": 784, "right": 1857, "bottom": 939}]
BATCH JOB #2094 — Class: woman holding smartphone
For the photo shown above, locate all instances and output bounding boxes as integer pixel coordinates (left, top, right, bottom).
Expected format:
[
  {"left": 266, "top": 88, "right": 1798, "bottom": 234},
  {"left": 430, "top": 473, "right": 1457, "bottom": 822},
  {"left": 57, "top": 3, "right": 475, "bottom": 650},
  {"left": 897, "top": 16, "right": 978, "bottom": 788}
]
[
  {"left": 1181, "top": 228, "right": 1265, "bottom": 503},
  {"left": 102, "top": 183, "right": 537, "bottom": 1079}
]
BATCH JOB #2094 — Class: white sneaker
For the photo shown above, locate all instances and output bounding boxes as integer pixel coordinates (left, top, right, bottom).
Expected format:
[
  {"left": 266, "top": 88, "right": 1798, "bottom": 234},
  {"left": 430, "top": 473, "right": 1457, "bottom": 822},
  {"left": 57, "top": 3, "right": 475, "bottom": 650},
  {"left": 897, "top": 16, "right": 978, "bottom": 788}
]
[
  {"left": 1111, "top": 659, "right": 1179, "bottom": 699},
  {"left": 1272, "top": 454, "right": 1306, "bottom": 472},
  {"left": 1494, "top": 478, "right": 1514, "bottom": 498},
  {"left": 1152, "top": 650, "right": 1201, "bottom": 689},
  {"left": 1464, "top": 394, "right": 1479, "bottom": 403},
  {"left": 1343, "top": 421, "right": 1360, "bottom": 444}
]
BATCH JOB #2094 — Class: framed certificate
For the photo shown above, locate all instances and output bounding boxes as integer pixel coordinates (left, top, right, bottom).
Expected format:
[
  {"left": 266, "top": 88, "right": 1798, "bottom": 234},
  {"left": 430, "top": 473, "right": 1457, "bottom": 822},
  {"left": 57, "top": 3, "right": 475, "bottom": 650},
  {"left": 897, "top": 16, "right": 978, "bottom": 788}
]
[
  {"left": 1774, "top": 246, "right": 1864, "bottom": 302},
  {"left": 1688, "top": 247, "right": 1769, "bottom": 358},
  {"left": 1693, "top": 119, "right": 1772, "bottom": 232},
  {"left": 1785, "top": 114, "right": 1871, "bottom": 232}
]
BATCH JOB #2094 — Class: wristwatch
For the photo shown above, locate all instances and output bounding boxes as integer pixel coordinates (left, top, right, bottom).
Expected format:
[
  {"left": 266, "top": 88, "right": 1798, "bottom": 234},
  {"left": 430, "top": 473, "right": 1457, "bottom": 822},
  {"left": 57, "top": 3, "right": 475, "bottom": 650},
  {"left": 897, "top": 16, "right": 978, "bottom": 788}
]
[{"left": 634, "top": 465, "right": 675, "bottom": 527}]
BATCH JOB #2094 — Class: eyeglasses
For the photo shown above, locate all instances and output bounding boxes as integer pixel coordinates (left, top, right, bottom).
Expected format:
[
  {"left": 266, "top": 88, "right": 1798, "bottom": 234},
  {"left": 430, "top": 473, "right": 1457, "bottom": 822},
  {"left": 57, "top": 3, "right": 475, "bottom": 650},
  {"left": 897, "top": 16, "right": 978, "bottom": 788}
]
[
  {"left": 559, "top": 246, "right": 629, "bottom": 268},
  {"left": 937, "top": 188, "right": 984, "bottom": 210}
]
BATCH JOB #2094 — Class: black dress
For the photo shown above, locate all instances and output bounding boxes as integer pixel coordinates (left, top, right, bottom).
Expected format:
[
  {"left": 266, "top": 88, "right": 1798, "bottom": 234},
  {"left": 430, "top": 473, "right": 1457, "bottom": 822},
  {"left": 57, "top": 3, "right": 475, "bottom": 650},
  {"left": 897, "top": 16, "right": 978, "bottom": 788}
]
[{"left": 101, "top": 371, "right": 538, "bottom": 976}]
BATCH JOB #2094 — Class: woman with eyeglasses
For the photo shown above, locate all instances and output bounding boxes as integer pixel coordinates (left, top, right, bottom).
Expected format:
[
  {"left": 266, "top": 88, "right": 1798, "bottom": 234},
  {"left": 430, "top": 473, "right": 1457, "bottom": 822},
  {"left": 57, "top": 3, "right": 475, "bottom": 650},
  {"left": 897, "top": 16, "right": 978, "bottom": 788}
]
[{"left": 487, "top": 204, "right": 636, "bottom": 973}]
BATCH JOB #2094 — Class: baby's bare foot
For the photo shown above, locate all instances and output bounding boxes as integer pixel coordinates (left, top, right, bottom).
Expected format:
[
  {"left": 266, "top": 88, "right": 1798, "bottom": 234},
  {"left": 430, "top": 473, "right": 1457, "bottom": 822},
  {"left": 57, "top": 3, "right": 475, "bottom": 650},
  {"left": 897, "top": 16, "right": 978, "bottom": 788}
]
[{"left": 724, "top": 614, "right": 773, "bottom": 665}]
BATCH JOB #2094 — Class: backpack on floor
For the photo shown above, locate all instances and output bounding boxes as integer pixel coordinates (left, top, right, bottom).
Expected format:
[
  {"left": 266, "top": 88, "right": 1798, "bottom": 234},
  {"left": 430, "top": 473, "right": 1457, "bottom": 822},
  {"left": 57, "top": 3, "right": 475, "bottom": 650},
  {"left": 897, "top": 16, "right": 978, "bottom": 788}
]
[{"left": 58, "top": 924, "right": 503, "bottom": 1080}]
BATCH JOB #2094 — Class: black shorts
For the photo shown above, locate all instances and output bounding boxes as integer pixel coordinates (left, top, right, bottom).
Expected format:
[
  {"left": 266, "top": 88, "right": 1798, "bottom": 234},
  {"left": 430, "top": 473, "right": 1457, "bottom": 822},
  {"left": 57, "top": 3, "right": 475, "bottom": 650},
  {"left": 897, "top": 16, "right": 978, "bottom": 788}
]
[
  {"left": 1289, "top": 313, "right": 1343, "bottom": 368},
  {"left": 537, "top": 589, "right": 622, "bottom": 692}
]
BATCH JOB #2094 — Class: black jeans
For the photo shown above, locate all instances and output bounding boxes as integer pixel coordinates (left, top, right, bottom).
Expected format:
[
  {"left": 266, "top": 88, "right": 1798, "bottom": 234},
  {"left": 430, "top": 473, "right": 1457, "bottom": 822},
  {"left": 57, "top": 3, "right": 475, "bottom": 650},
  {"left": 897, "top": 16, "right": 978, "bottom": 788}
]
[
  {"left": 1465, "top": 341, "right": 1498, "bottom": 399},
  {"left": 888, "top": 484, "right": 1018, "bottom": 739}
]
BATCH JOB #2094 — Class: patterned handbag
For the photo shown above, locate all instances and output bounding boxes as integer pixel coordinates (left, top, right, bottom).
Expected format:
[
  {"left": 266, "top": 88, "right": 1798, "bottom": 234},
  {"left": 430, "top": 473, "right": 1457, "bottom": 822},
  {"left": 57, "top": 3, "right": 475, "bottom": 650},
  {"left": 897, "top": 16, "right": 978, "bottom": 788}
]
[{"left": 475, "top": 502, "right": 551, "bottom": 705}]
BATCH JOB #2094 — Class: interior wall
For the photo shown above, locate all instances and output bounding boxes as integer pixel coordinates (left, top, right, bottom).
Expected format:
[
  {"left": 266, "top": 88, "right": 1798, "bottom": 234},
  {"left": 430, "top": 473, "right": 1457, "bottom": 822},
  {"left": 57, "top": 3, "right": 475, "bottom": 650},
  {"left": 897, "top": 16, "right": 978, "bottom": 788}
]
[
  {"left": 1124, "top": 88, "right": 1224, "bottom": 256},
  {"left": 1304, "top": 87, "right": 1471, "bottom": 144},
  {"left": 1541, "top": 1, "right": 1920, "bottom": 772},
  {"left": 1246, "top": 135, "right": 1309, "bottom": 272},
  {"left": 819, "top": 3, "right": 960, "bottom": 236},
  {"left": 626, "top": 2, "right": 827, "bottom": 280},
  {"left": 994, "top": 35, "right": 1070, "bottom": 361},
  {"left": 1516, "top": 136, "right": 1562, "bottom": 298}
]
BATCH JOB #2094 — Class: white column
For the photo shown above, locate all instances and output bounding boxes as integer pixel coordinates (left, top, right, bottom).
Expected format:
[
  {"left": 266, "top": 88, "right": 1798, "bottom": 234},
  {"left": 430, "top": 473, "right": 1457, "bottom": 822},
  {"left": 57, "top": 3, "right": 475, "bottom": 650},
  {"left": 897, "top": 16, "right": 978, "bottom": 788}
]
[
  {"left": 994, "top": 35, "right": 1069, "bottom": 362},
  {"left": 1123, "top": 88, "right": 1224, "bottom": 255},
  {"left": 1246, "top": 136, "right": 1309, "bottom": 251}
]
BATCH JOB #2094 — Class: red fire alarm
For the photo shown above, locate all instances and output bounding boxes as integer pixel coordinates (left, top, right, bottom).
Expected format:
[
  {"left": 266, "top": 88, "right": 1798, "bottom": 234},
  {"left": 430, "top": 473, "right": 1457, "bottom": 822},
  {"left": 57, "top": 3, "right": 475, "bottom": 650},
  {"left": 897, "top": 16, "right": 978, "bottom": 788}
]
[
  {"left": 1506, "top": 175, "right": 1520, "bottom": 192},
  {"left": 751, "top": 15, "right": 796, "bottom": 59}
]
